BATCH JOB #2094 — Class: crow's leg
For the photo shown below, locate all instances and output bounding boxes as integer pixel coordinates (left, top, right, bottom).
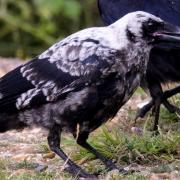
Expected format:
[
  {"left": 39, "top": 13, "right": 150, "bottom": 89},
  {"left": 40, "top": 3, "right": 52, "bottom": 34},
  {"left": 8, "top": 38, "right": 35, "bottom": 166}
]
[
  {"left": 163, "top": 100, "right": 180, "bottom": 114},
  {"left": 136, "top": 86, "right": 180, "bottom": 121},
  {"left": 138, "top": 80, "right": 180, "bottom": 131},
  {"left": 48, "top": 126, "right": 96, "bottom": 178},
  {"left": 146, "top": 80, "right": 163, "bottom": 131},
  {"left": 152, "top": 101, "right": 160, "bottom": 132},
  {"left": 163, "top": 86, "right": 180, "bottom": 98},
  {"left": 135, "top": 81, "right": 162, "bottom": 131},
  {"left": 76, "top": 131, "right": 126, "bottom": 173},
  {"left": 162, "top": 86, "right": 180, "bottom": 114},
  {"left": 135, "top": 100, "right": 154, "bottom": 121}
]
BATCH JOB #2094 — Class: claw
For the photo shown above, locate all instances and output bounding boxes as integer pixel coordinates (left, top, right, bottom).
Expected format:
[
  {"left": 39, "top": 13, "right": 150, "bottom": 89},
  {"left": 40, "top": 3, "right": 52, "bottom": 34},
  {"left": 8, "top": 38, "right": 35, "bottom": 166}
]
[
  {"left": 105, "top": 160, "right": 118, "bottom": 171},
  {"left": 134, "top": 100, "right": 154, "bottom": 123},
  {"left": 118, "top": 168, "right": 129, "bottom": 175},
  {"left": 64, "top": 166, "right": 97, "bottom": 179}
]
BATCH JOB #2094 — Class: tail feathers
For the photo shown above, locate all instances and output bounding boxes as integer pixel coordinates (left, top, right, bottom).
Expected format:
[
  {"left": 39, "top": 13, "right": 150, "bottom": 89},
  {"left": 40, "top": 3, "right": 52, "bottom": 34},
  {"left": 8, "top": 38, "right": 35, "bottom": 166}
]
[{"left": 0, "top": 113, "right": 27, "bottom": 132}]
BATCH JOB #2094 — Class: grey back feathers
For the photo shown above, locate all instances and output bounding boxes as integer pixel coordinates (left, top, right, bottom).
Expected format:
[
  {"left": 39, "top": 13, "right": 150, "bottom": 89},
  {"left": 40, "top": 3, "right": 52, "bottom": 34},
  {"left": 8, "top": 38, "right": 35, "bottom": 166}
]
[{"left": 0, "top": 11, "right": 161, "bottom": 117}]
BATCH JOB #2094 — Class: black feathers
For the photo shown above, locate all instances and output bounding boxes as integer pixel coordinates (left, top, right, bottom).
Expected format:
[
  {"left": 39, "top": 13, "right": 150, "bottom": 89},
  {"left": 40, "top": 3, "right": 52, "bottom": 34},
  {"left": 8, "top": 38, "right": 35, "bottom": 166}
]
[
  {"left": 23, "top": 58, "right": 78, "bottom": 88},
  {"left": 0, "top": 11, "right": 180, "bottom": 178},
  {"left": 98, "top": 0, "right": 180, "bottom": 130},
  {"left": 148, "top": 47, "right": 180, "bottom": 83},
  {"left": 0, "top": 65, "right": 33, "bottom": 97},
  {"left": 0, "top": 65, "right": 34, "bottom": 113}
]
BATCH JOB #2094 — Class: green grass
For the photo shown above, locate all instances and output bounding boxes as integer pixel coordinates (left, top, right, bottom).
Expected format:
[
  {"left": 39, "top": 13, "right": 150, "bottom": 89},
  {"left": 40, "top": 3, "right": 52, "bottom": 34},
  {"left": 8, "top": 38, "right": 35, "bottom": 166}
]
[
  {"left": 37, "top": 142, "right": 51, "bottom": 154},
  {"left": 1, "top": 172, "right": 55, "bottom": 180},
  {"left": 15, "top": 161, "right": 37, "bottom": 170},
  {"left": 70, "top": 93, "right": 180, "bottom": 177},
  {"left": 0, "top": 158, "right": 74, "bottom": 180},
  {"left": 72, "top": 126, "right": 179, "bottom": 166}
]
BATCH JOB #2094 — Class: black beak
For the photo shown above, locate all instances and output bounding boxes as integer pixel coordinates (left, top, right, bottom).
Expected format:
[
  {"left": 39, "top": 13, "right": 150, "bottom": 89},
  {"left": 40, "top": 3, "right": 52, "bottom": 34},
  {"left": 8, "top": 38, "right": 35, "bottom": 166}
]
[{"left": 153, "top": 23, "right": 180, "bottom": 45}]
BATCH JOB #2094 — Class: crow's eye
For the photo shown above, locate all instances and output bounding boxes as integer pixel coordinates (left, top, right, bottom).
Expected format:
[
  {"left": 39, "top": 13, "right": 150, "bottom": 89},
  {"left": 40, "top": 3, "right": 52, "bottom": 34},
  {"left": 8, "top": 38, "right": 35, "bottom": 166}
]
[
  {"left": 148, "top": 22, "right": 153, "bottom": 26},
  {"left": 147, "top": 20, "right": 157, "bottom": 29},
  {"left": 143, "top": 20, "right": 163, "bottom": 35},
  {"left": 142, "top": 20, "right": 160, "bottom": 38}
]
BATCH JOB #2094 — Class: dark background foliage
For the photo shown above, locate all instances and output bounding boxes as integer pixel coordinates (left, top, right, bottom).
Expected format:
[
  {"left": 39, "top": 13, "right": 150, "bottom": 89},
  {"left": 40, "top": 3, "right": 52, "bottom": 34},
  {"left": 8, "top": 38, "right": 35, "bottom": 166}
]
[{"left": 0, "top": 0, "right": 100, "bottom": 59}]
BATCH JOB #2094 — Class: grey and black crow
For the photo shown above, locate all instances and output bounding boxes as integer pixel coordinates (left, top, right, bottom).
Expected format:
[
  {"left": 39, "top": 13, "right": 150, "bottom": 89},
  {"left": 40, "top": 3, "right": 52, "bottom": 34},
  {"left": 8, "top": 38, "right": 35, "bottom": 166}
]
[
  {"left": 98, "top": 0, "right": 180, "bottom": 131},
  {"left": 0, "top": 12, "right": 180, "bottom": 178}
]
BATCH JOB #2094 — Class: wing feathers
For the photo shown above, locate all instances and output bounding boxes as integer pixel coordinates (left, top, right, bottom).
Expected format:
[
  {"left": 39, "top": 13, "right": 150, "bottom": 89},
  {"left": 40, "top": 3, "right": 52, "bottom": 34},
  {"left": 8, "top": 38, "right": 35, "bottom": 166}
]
[
  {"left": 0, "top": 66, "right": 34, "bottom": 97},
  {"left": 0, "top": 36, "right": 116, "bottom": 111}
]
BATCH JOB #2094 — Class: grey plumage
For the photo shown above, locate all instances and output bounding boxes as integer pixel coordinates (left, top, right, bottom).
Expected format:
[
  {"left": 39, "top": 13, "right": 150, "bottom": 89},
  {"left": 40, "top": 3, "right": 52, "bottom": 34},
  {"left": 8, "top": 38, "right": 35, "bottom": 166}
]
[
  {"left": 15, "top": 13, "right": 154, "bottom": 110},
  {"left": 0, "top": 11, "right": 180, "bottom": 178}
]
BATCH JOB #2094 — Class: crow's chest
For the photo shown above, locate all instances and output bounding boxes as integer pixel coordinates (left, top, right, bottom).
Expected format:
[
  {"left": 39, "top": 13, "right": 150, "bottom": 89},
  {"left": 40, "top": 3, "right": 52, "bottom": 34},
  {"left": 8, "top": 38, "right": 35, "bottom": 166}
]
[
  {"left": 103, "top": 72, "right": 141, "bottom": 107},
  {"left": 87, "top": 71, "right": 141, "bottom": 131}
]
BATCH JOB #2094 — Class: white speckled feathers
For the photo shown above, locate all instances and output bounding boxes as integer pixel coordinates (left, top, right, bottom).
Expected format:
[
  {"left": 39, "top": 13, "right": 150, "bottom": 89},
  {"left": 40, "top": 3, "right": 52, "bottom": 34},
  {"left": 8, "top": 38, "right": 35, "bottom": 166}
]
[
  {"left": 0, "top": 11, "right": 158, "bottom": 111},
  {"left": 16, "top": 25, "right": 130, "bottom": 109}
]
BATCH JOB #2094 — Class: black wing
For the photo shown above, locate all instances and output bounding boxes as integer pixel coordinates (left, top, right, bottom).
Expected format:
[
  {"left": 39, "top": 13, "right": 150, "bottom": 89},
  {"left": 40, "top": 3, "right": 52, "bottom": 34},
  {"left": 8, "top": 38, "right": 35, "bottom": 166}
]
[
  {"left": 0, "top": 38, "right": 115, "bottom": 113},
  {"left": 98, "top": 0, "right": 180, "bottom": 26},
  {"left": 0, "top": 65, "right": 34, "bottom": 113}
]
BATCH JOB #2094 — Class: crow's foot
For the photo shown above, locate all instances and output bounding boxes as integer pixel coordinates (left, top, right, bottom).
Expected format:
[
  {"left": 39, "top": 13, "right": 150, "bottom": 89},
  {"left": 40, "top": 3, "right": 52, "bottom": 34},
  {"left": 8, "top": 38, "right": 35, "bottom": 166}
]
[{"left": 64, "top": 165, "right": 97, "bottom": 179}]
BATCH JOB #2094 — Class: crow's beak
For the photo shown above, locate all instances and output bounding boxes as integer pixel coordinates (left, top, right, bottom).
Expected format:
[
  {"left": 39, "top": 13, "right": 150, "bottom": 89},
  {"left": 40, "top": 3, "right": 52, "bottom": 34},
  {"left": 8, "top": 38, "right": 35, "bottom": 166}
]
[
  {"left": 153, "top": 23, "right": 180, "bottom": 44},
  {"left": 153, "top": 32, "right": 180, "bottom": 44}
]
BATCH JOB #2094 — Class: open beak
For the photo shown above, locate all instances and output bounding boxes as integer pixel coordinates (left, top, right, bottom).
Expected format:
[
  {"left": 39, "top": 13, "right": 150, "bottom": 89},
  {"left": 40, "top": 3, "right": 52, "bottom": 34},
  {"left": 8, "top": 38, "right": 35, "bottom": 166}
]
[{"left": 153, "top": 23, "right": 180, "bottom": 45}]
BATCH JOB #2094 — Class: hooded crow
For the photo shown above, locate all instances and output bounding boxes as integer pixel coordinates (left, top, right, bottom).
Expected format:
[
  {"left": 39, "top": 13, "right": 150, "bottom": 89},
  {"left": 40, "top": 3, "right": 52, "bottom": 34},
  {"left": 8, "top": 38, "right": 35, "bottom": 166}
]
[{"left": 0, "top": 12, "right": 180, "bottom": 177}]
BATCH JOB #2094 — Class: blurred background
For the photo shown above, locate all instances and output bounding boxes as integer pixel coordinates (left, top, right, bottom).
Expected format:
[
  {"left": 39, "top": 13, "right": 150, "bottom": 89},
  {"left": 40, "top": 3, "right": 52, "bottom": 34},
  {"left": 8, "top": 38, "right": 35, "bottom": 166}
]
[
  {"left": 0, "top": 2, "right": 179, "bottom": 179},
  {"left": 0, "top": 0, "right": 100, "bottom": 60}
]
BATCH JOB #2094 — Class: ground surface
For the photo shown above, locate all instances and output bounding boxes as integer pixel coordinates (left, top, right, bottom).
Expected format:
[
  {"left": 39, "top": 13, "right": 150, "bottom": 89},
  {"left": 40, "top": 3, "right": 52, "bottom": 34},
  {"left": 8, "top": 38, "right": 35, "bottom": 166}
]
[{"left": 0, "top": 58, "right": 179, "bottom": 179}]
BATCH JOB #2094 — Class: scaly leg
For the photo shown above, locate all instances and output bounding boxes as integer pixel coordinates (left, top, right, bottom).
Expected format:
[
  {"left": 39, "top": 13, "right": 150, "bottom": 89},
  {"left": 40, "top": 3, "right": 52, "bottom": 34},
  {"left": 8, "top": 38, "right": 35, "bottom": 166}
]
[
  {"left": 135, "top": 86, "right": 180, "bottom": 120},
  {"left": 47, "top": 126, "right": 96, "bottom": 178},
  {"left": 76, "top": 131, "right": 127, "bottom": 173}
]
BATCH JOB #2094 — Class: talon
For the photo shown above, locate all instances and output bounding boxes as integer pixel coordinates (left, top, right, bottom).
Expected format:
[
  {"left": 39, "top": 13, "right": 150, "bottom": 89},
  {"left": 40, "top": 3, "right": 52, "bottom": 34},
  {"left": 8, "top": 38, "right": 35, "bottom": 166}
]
[
  {"left": 135, "top": 100, "right": 154, "bottom": 121},
  {"left": 118, "top": 168, "right": 129, "bottom": 175},
  {"left": 64, "top": 166, "right": 96, "bottom": 178}
]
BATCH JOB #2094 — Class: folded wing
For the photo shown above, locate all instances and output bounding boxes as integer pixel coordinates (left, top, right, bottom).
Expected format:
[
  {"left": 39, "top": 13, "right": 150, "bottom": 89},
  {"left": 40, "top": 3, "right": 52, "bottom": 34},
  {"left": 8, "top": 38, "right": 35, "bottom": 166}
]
[{"left": 0, "top": 37, "right": 115, "bottom": 113}]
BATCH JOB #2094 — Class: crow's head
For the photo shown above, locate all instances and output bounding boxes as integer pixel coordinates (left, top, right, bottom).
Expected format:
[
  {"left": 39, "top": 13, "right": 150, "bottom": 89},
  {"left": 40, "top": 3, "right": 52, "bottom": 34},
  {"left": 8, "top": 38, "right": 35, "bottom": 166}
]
[{"left": 112, "top": 11, "right": 180, "bottom": 46}]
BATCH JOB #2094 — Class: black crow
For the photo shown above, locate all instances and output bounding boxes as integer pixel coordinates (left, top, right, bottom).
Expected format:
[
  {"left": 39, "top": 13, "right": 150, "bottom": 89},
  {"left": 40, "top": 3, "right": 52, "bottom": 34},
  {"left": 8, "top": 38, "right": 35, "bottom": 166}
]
[
  {"left": 98, "top": 0, "right": 180, "bottom": 131},
  {"left": 0, "top": 12, "right": 180, "bottom": 178}
]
